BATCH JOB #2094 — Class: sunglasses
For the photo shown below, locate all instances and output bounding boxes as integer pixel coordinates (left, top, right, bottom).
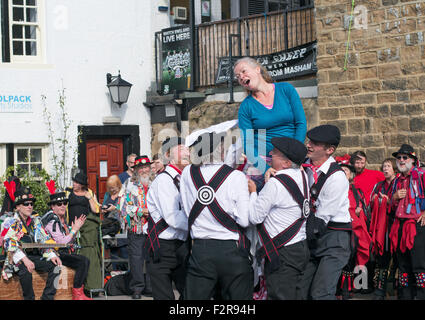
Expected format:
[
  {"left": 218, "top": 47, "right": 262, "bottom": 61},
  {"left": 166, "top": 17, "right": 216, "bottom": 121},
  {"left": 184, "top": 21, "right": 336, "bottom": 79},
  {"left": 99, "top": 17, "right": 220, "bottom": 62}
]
[
  {"left": 396, "top": 155, "right": 410, "bottom": 161},
  {"left": 54, "top": 201, "right": 68, "bottom": 207},
  {"left": 22, "top": 202, "right": 34, "bottom": 207}
]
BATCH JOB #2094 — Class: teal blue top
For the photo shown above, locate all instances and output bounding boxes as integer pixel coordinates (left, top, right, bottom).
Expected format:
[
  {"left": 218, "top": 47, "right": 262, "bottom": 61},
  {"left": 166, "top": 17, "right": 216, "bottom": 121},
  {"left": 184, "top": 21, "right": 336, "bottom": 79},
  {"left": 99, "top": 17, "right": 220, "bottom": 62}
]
[{"left": 238, "top": 82, "right": 307, "bottom": 174}]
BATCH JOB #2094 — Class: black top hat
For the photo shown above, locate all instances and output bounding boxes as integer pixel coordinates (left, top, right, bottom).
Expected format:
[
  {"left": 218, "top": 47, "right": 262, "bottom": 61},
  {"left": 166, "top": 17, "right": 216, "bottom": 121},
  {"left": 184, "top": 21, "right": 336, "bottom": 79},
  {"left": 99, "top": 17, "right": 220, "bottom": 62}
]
[
  {"left": 271, "top": 136, "right": 307, "bottom": 166},
  {"left": 161, "top": 137, "right": 185, "bottom": 154},
  {"left": 307, "top": 124, "right": 341, "bottom": 147},
  {"left": 132, "top": 155, "right": 151, "bottom": 168},
  {"left": 392, "top": 144, "right": 418, "bottom": 161},
  {"left": 72, "top": 172, "right": 88, "bottom": 186},
  {"left": 48, "top": 192, "right": 69, "bottom": 206},
  {"left": 190, "top": 132, "right": 225, "bottom": 157},
  {"left": 14, "top": 187, "right": 36, "bottom": 206}
]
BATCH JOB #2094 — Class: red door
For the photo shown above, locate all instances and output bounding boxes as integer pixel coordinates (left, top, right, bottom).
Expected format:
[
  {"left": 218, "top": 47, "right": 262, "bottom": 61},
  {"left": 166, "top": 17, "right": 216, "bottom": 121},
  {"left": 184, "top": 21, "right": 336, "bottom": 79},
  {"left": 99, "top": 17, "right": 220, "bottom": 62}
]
[{"left": 86, "top": 139, "right": 124, "bottom": 203}]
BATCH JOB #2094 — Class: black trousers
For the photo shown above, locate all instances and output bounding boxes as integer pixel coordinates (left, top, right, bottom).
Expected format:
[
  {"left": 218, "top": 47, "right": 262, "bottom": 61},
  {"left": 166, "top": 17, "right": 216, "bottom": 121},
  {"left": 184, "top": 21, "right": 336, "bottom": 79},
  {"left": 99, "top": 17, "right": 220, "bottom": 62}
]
[
  {"left": 184, "top": 239, "right": 253, "bottom": 300},
  {"left": 265, "top": 240, "right": 310, "bottom": 300},
  {"left": 60, "top": 252, "right": 90, "bottom": 288},
  {"left": 127, "top": 232, "right": 151, "bottom": 294},
  {"left": 396, "top": 221, "right": 425, "bottom": 300},
  {"left": 146, "top": 238, "right": 189, "bottom": 300},
  {"left": 299, "top": 229, "right": 351, "bottom": 300},
  {"left": 17, "top": 255, "right": 59, "bottom": 300}
]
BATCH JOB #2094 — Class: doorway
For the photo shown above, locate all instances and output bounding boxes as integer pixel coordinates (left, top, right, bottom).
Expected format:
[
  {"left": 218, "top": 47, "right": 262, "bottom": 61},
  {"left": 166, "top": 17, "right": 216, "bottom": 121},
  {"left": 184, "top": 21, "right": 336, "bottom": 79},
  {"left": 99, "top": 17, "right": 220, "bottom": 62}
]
[
  {"left": 86, "top": 139, "right": 123, "bottom": 203},
  {"left": 78, "top": 125, "right": 140, "bottom": 204}
]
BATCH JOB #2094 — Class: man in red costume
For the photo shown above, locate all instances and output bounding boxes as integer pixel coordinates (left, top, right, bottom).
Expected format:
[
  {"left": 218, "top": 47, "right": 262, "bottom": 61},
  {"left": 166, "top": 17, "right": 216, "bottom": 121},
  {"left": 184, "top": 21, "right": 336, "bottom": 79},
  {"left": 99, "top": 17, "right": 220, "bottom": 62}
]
[
  {"left": 389, "top": 144, "right": 425, "bottom": 300},
  {"left": 351, "top": 151, "right": 385, "bottom": 207}
]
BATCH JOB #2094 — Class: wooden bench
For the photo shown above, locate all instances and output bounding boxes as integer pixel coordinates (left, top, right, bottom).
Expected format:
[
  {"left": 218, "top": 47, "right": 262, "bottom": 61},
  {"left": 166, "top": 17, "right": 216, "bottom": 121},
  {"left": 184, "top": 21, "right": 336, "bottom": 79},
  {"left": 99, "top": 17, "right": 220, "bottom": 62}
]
[{"left": 0, "top": 266, "right": 75, "bottom": 300}]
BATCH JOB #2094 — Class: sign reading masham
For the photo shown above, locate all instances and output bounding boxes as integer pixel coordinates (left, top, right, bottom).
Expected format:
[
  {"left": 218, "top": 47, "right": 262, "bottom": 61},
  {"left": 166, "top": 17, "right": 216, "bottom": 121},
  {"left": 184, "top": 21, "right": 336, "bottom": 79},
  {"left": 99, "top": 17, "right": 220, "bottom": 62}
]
[
  {"left": 0, "top": 94, "right": 33, "bottom": 113},
  {"left": 161, "top": 25, "right": 192, "bottom": 94},
  {"left": 216, "top": 41, "right": 317, "bottom": 84}
]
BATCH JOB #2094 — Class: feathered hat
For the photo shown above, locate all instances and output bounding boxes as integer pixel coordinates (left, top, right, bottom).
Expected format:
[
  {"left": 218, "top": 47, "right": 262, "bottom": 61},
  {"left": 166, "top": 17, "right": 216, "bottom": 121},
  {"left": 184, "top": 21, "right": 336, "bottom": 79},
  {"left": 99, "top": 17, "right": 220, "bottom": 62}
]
[
  {"left": 45, "top": 180, "right": 68, "bottom": 205},
  {"left": 335, "top": 154, "right": 355, "bottom": 172}
]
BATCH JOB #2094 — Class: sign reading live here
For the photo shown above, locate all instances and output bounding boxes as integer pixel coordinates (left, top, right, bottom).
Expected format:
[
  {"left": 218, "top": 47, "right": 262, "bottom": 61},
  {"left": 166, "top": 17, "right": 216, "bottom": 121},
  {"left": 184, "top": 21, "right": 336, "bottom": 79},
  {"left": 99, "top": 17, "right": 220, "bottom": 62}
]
[
  {"left": 0, "top": 94, "right": 33, "bottom": 113},
  {"left": 161, "top": 25, "right": 193, "bottom": 94},
  {"left": 215, "top": 41, "right": 317, "bottom": 84}
]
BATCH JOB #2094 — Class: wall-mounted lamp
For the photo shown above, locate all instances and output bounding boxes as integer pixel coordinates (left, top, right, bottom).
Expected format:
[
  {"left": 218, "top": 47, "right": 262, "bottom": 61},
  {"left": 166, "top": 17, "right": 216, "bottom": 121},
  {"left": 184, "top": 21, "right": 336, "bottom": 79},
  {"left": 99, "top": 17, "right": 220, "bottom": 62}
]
[{"left": 106, "top": 71, "right": 132, "bottom": 107}]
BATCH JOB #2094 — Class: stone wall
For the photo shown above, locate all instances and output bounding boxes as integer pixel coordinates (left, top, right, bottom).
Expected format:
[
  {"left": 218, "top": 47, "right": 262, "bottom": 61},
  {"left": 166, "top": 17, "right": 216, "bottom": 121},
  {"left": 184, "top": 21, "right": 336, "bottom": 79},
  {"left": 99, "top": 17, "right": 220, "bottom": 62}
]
[{"left": 315, "top": 0, "right": 425, "bottom": 167}]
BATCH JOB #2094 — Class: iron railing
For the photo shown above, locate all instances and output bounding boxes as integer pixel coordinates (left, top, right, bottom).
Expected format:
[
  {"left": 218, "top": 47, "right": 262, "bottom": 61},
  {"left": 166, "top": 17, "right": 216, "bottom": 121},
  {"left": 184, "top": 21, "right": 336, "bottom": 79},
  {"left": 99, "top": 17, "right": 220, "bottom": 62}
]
[{"left": 155, "top": 5, "right": 316, "bottom": 92}]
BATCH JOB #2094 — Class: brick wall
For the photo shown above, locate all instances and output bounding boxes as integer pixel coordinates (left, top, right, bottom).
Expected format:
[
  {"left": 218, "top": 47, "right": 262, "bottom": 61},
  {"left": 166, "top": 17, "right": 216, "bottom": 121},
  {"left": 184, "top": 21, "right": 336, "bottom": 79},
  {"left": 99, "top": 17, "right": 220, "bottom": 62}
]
[{"left": 315, "top": 0, "right": 425, "bottom": 167}]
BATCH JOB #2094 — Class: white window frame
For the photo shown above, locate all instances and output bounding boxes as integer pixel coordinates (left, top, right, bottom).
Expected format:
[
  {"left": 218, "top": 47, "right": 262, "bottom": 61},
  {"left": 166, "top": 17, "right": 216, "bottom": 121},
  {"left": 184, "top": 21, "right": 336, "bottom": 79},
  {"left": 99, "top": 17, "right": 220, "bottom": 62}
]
[
  {"left": 7, "top": 0, "right": 45, "bottom": 63},
  {"left": 0, "top": 144, "right": 6, "bottom": 177},
  {"left": 14, "top": 144, "right": 48, "bottom": 178}
]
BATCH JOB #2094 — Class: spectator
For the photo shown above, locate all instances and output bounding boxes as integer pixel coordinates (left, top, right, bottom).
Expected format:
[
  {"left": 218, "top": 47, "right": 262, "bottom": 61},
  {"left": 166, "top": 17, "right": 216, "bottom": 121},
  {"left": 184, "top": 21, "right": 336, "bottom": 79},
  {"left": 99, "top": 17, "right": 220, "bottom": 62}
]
[
  {"left": 66, "top": 171, "right": 102, "bottom": 295},
  {"left": 151, "top": 153, "right": 165, "bottom": 175},
  {"left": 118, "top": 153, "right": 137, "bottom": 184},
  {"left": 102, "top": 175, "right": 127, "bottom": 271}
]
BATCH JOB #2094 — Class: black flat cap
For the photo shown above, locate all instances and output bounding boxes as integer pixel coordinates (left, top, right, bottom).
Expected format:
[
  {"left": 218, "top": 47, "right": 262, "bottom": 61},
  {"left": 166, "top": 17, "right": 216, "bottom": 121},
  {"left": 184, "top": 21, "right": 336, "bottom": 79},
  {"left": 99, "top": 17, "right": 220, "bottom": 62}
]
[
  {"left": 161, "top": 137, "right": 185, "bottom": 154},
  {"left": 392, "top": 144, "right": 417, "bottom": 161},
  {"left": 190, "top": 132, "right": 225, "bottom": 157},
  {"left": 271, "top": 136, "right": 307, "bottom": 165},
  {"left": 307, "top": 124, "right": 341, "bottom": 147}
]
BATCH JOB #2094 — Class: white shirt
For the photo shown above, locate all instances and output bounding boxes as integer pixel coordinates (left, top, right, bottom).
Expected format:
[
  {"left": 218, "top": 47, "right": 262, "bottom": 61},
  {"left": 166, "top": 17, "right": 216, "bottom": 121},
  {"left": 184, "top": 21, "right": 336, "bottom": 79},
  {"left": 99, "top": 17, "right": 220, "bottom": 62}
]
[
  {"left": 146, "top": 165, "right": 188, "bottom": 241},
  {"left": 305, "top": 156, "right": 351, "bottom": 224},
  {"left": 249, "top": 168, "right": 307, "bottom": 246},
  {"left": 180, "top": 163, "right": 250, "bottom": 240}
]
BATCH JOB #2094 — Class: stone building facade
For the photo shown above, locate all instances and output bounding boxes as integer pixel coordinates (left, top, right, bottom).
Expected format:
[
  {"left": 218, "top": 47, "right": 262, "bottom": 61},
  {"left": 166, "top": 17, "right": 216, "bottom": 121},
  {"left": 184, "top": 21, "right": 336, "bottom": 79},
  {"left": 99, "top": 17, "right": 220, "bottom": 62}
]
[{"left": 315, "top": 0, "right": 425, "bottom": 166}]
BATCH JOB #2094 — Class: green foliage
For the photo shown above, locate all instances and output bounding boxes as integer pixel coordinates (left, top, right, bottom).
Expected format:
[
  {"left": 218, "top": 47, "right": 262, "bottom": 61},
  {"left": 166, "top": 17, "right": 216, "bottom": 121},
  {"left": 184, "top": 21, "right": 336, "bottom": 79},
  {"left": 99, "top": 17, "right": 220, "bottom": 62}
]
[
  {"left": 0, "top": 165, "right": 51, "bottom": 216},
  {"left": 42, "top": 85, "right": 81, "bottom": 190}
]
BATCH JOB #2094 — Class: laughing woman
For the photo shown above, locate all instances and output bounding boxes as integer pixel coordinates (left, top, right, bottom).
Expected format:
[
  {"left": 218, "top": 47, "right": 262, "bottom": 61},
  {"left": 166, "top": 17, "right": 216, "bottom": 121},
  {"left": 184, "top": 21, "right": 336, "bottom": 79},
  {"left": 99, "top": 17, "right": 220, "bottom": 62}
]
[{"left": 234, "top": 57, "right": 307, "bottom": 189}]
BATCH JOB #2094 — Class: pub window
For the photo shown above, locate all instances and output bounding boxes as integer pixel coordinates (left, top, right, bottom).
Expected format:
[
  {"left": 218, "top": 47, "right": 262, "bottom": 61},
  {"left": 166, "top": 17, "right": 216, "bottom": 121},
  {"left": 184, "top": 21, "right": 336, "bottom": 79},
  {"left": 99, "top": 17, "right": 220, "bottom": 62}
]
[
  {"left": 14, "top": 145, "right": 46, "bottom": 177},
  {"left": 1, "top": 0, "right": 44, "bottom": 63}
]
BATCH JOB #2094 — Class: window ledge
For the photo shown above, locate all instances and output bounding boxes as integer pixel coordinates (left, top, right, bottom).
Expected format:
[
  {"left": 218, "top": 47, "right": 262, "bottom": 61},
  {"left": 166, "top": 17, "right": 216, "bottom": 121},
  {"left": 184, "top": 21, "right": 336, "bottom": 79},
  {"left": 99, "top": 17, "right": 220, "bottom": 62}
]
[{"left": 0, "top": 63, "right": 54, "bottom": 70}]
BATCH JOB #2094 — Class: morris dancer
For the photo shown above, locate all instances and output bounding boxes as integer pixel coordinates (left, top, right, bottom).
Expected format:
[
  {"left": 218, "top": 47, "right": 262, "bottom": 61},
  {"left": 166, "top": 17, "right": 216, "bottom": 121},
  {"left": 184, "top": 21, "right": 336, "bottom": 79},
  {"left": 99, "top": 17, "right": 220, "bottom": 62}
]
[
  {"left": 248, "top": 136, "right": 310, "bottom": 300},
  {"left": 369, "top": 158, "right": 398, "bottom": 300},
  {"left": 145, "top": 137, "right": 190, "bottom": 300},
  {"left": 42, "top": 181, "right": 92, "bottom": 300},
  {"left": 0, "top": 187, "right": 62, "bottom": 300},
  {"left": 335, "top": 154, "right": 371, "bottom": 300},
  {"left": 180, "top": 131, "right": 253, "bottom": 300},
  {"left": 388, "top": 144, "right": 425, "bottom": 300}
]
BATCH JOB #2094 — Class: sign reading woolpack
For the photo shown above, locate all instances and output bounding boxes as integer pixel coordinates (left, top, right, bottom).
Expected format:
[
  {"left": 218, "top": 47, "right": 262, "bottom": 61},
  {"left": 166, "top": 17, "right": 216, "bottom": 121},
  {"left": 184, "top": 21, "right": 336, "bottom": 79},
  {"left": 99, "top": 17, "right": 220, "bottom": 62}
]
[
  {"left": 0, "top": 94, "right": 33, "bottom": 113},
  {"left": 161, "top": 25, "right": 193, "bottom": 94},
  {"left": 216, "top": 41, "right": 317, "bottom": 84}
]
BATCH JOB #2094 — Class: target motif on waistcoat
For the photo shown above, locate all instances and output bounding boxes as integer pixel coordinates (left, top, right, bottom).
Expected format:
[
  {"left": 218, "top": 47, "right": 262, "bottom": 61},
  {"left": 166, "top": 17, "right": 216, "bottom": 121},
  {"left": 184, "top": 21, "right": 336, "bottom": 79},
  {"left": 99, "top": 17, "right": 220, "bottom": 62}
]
[
  {"left": 197, "top": 186, "right": 215, "bottom": 205},
  {"left": 302, "top": 199, "right": 310, "bottom": 219}
]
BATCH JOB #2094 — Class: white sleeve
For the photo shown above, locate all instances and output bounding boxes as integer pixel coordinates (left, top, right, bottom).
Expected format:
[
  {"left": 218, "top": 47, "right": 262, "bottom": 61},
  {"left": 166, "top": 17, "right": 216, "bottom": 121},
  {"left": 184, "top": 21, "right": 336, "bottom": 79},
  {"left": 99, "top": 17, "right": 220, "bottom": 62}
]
[
  {"left": 249, "top": 179, "right": 277, "bottom": 225},
  {"left": 12, "top": 249, "right": 26, "bottom": 264},
  {"left": 316, "top": 171, "right": 349, "bottom": 224},
  {"left": 179, "top": 167, "right": 191, "bottom": 218},
  {"left": 231, "top": 172, "right": 250, "bottom": 228},
  {"left": 147, "top": 176, "right": 188, "bottom": 231},
  {"left": 46, "top": 251, "right": 58, "bottom": 261}
]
